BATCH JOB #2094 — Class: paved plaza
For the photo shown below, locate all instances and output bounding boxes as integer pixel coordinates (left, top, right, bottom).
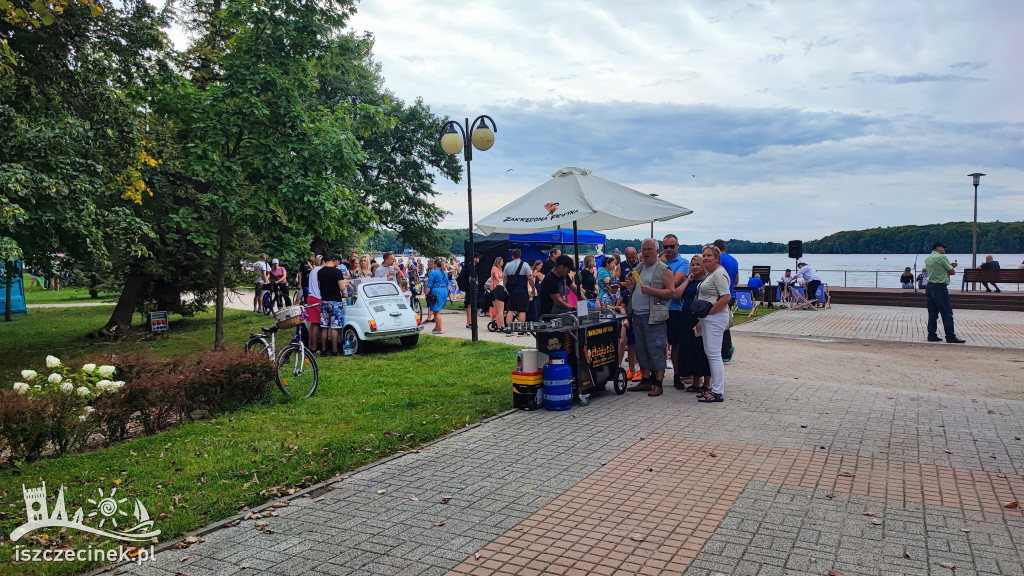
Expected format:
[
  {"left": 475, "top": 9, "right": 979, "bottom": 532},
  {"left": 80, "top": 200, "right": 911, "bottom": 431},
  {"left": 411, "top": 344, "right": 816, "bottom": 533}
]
[{"left": 112, "top": 305, "right": 1024, "bottom": 576}]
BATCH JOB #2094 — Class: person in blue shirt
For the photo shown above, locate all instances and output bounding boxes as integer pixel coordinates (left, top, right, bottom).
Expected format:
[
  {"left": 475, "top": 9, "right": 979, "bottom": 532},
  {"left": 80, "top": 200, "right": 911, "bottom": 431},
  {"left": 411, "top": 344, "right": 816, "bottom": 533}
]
[
  {"left": 662, "top": 234, "right": 691, "bottom": 389},
  {"left": 713, "top": 240, "right": 738, "bottom": 363},
  {"left": 746, "top": 272, "right": 764, "bottom": 304}
]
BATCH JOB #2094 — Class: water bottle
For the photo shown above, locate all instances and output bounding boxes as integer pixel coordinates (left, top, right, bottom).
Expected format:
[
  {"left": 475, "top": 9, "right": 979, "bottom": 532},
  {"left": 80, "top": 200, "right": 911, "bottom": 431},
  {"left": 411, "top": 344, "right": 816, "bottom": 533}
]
[{"left": 342, "top": 338, "right": 355, "bottom": 356}]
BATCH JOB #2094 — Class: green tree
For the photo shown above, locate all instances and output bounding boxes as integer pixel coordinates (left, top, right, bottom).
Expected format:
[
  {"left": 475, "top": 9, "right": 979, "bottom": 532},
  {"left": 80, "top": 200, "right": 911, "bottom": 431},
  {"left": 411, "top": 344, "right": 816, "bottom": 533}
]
[
  {"left": 136, "top": 0, "right": 375, "bottom": 346},
  {"left": 0, "top": 0, "right": 166, "bottom": 321}
]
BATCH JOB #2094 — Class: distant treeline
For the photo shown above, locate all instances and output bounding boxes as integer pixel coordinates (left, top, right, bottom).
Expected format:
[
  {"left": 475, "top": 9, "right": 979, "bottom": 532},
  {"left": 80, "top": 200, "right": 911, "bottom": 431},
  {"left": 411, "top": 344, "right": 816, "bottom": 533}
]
[
  {"left": 366, "top": 221, "right": 1024, "bottom": 256},
  {"left": 805, "top": 221, "right": 1024, "bottom": 254}
]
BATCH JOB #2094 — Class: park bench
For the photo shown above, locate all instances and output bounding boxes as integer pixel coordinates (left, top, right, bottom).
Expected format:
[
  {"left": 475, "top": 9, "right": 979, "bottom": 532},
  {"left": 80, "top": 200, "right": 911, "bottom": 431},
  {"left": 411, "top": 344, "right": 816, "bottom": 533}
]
[{"left": 962, "top": 268, "right": 1024, "bottom": 291}]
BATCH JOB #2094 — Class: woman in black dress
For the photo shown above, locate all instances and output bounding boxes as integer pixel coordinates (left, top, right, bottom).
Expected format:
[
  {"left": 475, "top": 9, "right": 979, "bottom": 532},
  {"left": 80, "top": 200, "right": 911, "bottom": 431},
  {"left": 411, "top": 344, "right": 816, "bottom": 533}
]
[{"left": 673, "top": 255, "right": 711, "bottom": 392}]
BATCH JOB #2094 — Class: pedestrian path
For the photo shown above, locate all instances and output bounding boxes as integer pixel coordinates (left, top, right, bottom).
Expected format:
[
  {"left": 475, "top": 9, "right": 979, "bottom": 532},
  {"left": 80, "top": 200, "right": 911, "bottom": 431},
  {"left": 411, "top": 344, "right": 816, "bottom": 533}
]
[
  {"left": 734, "top": 304, "right": 1024, "bottom": 349},
  {"left": 113, "top": 304, "right": 1024, "bottom": 576}
]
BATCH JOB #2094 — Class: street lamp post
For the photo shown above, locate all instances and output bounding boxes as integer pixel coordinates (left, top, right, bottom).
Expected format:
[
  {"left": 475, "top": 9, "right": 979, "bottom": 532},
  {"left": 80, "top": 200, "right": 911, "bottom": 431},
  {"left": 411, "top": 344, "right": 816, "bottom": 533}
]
[
  {"left": 440, "top": 116, "right": 497, "bottom": 343},
  {"left": 648, "top": 194, "right": 659, "bottom": 237},
  {"left": 968, "top": 173, "right": 985, "bottom": 271}
]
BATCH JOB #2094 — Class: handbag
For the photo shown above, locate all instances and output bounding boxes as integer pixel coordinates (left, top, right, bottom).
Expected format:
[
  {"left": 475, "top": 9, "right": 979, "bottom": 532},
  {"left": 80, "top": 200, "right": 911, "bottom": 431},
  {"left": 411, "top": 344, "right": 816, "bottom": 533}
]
[
  {"left": 426, "top": 292, "right": 439, "bottom": 307},
  {"left": 690, "top": 299, "right": 713, "bottom": 318}
]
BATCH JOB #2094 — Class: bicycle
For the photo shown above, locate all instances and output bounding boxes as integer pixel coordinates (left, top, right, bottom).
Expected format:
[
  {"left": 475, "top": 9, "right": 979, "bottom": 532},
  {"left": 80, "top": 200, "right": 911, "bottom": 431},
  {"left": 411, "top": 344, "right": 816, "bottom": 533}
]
[
  {"left": 261, "top": 281, "right": 291, "bottom": 316},
  {"left": 244, "top": 304, "right": 319, "bottom": 398},
  {"left": 407, "top": 280, "right": 423, "bottom": 316}
]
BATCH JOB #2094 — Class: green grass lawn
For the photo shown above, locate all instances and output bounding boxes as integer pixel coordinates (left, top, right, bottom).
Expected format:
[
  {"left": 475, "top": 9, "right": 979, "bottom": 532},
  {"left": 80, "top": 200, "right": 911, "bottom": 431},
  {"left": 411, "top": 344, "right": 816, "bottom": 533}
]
[
  {"left": 15, "top": 275, "right": 118, "bottom": 305},
  {"left": 0, "top": 307, "right": 517, "bottom": 575}
]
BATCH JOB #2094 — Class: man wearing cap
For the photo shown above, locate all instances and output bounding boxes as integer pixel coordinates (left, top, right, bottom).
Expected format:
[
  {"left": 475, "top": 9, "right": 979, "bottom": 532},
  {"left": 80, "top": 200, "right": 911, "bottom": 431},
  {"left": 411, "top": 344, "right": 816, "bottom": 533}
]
[
  {"left": 924, "top": 242, "right": 965, "bottom": 343},
  {"left": 538, "top": 254, "right": 577, "bottom": 316}
]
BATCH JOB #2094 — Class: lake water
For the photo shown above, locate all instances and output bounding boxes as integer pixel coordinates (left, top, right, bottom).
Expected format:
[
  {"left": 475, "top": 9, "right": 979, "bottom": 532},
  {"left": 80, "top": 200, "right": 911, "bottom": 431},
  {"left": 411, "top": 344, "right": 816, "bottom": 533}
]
[{"left": 726, "top": 253, "right": 1024, "bottom": 288}]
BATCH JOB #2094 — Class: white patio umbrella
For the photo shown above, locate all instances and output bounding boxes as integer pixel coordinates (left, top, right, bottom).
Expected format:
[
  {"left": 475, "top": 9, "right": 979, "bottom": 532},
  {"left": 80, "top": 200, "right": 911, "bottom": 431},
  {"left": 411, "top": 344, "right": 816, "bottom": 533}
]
[{"left": 475, "top": 166, "right": 692, "bottom": 236}]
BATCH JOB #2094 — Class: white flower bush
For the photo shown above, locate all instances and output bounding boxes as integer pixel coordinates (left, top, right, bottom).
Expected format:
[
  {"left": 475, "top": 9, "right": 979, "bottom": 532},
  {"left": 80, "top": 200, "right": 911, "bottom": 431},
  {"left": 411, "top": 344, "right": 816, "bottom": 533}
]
[
  {"left": 96, "top": 365, "right": 116, "bottom": 378},
  {"left": 76, "top": 386, "right": 91, "bottom": 397},
  {"left": 21, "top": 370, "right": 37, "bottom": 381},
  {"left": 82, "top": 363, "right": 97, "bottom": 373},
  {"left": 46, "top": 355, "right": 61, "bottom": 368},
  {"left": 61, "top": 382, "right": 74, "bottom": 393},
  {"left": 48, "top": 373, "right": 62, "bottom": 384},
  {"left": 13, "top": 382, "right": 29, "bottom": 394}
]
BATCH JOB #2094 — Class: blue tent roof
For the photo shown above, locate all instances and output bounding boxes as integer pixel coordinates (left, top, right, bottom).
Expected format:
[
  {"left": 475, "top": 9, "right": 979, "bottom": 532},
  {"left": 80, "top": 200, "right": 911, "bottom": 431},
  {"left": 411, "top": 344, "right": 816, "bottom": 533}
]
[{"left": 508, "top": 229, "right": 605, "bottom": 244}]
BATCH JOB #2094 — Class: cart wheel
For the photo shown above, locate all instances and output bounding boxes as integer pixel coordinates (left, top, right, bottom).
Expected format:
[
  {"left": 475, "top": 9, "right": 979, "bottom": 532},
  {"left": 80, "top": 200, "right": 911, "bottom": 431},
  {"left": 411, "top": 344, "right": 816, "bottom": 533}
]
[
  {"left": 487, "top": 320, "right": 498, "bottom": 332},
  {"left": 614, "top": 368, "right": 628, "bottom": 395},
  {"left": 578, "top": 393, "right": 590, "bottom": 406}
]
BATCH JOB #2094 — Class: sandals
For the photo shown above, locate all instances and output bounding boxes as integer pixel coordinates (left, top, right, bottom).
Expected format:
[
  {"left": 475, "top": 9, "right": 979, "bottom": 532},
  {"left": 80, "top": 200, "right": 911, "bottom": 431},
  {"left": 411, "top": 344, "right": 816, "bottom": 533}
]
[
  {"left": 697, "top": 390, "right": 724, "bottom": 403},
  {"left": 431, "top": 329, "right": 443, "bottom": 335},
  {"left": 685, "top": 383, "right": 702, "bottom": 392}
]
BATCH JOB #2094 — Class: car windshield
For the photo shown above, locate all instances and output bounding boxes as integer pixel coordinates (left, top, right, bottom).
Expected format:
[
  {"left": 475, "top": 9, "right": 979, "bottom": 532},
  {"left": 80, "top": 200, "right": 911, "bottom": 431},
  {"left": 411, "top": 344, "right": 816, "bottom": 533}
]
[{"left": 362, "top": 282, "right": 400, "bottom": 298}]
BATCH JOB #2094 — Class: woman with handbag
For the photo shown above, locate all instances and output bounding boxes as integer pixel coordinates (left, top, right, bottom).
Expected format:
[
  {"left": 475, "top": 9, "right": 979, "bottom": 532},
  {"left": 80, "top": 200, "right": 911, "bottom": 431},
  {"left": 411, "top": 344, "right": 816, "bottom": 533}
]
[
  {"left": 424, "top": 257, "right": 448, "bottom": 334},
  {"left": 694, "top": 245, "right": 732, "bottom": 403},
  {"left": 671, "top": 255, "right": 711, "bottom": 393}
]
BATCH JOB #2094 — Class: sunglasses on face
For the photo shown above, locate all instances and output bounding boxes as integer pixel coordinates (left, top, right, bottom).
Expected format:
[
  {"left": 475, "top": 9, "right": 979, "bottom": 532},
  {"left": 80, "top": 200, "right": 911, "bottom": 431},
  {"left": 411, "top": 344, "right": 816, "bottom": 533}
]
[{"left": 663, "top": 244, "right": 677, "bottom": 249}]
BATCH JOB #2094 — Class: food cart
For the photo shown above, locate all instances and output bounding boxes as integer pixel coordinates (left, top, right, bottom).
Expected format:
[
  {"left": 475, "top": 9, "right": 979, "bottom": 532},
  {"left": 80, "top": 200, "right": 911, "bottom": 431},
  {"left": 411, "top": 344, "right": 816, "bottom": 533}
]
[{"left": 508, "top": 309, "right": 629, "bottom": 404}]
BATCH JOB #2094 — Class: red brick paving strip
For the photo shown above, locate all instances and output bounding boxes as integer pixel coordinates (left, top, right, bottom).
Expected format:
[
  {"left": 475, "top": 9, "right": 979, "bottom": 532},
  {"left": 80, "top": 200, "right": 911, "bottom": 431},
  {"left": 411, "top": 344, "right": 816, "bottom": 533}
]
[{"left": 445, "top": 435, "right": 1023, "bottom": 576}]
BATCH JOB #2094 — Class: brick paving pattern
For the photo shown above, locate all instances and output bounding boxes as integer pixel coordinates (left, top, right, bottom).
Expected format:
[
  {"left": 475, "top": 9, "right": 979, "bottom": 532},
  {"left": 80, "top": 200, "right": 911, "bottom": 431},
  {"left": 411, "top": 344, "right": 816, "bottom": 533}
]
[{"left": 114, "top": 304, "right": 1024, "bottom": 576}]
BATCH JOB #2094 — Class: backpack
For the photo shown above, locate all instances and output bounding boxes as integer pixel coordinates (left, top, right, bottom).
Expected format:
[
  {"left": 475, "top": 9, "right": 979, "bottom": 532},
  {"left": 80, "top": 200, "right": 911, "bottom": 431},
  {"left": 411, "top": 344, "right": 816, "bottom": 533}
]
[
  {"left": 456, "top": 262, "right": 471, "bottom": 292},
  {"left": 506, "top": 261, "right": 525, "bottom": 291}
]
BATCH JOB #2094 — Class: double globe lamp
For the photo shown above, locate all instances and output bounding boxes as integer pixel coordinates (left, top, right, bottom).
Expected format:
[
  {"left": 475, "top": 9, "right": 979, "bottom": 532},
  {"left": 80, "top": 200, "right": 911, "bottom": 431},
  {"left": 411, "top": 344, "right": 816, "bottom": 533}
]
[{"left": 439, "top": 116, "right": 497, "bottom": 343}]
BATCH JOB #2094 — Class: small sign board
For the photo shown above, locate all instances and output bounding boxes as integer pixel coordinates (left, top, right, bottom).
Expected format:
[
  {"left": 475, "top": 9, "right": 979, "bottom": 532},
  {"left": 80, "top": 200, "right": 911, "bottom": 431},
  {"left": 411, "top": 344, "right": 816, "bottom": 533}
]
[{"left": 149, "top": 311, "right": 169, "bottom": 332}]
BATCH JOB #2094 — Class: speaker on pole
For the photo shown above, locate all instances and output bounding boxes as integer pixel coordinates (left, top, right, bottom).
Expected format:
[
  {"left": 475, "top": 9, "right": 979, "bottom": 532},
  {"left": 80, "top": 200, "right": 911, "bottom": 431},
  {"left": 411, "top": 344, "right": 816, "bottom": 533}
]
[{"left": 788, "top": 240, "right": 803, "bottom": 260}]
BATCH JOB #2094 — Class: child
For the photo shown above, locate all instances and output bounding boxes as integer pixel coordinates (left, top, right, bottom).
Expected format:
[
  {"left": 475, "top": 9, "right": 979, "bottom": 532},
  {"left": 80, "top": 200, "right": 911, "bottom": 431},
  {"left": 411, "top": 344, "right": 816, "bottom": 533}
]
[{"left": 599, "top": 278, "right": 625, "bottom": 313}]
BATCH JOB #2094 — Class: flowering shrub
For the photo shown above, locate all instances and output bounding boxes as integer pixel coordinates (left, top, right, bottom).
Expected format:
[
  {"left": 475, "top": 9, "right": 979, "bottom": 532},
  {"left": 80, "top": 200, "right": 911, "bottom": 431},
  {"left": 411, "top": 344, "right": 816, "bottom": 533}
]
[{"left": 1, "top": 350, "right": 274, "bottom": 462}]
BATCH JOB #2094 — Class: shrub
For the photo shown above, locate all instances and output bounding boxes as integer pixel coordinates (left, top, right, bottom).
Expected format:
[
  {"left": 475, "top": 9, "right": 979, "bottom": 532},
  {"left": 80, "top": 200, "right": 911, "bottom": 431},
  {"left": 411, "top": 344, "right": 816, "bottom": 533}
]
[
  {"left": 183, "top": 349, "right": 275, "bottom": 416},
  {"left": 0, "top": 389, "right": 50, "bottom": 462},
  {"left": 0, "top": 350, "right": 275, "bottom": 464}
]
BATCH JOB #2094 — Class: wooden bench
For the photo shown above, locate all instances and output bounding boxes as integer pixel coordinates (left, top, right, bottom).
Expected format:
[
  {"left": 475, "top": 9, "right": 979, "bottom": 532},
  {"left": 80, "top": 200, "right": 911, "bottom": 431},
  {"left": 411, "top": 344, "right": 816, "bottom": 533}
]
[{"left": 961, "top": 268, "right": 1024, "bottom": 291}]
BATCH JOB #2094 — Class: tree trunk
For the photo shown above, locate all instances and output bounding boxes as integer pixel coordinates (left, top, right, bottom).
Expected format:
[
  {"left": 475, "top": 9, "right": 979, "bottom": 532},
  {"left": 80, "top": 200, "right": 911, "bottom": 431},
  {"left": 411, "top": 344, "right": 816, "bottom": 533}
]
[
  {"left": 98, "top": 268, "right": 146, "bottom": 337},
  {"left": 214, "top": 209, "right": 228, "bottom": 349}
]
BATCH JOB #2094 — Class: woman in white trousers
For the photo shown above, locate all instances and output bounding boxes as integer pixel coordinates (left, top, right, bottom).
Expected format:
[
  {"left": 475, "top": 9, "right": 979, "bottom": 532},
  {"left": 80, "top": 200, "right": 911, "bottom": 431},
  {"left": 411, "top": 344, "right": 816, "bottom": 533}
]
[{"left": 695, "top": 245, "right": 733, "bottom": 403}]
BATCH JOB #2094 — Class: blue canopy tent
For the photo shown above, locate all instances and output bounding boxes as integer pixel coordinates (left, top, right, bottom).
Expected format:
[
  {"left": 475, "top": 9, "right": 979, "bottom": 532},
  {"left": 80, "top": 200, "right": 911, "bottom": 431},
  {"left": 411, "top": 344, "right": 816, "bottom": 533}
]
[{"left": 463, "top": 230, "right": 605, "bottom": 305}]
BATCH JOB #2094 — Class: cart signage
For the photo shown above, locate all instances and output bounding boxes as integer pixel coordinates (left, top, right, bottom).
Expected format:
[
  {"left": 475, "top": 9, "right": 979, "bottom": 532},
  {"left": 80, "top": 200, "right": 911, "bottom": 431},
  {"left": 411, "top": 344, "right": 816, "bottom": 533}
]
[{"left": 584, "top": 324, "right": 618, "bottom": 369}]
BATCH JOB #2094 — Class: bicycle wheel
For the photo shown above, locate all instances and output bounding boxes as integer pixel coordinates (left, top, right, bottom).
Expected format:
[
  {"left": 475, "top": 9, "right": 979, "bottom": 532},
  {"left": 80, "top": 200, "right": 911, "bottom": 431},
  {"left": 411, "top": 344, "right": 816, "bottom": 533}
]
[
  {"left": 410, "top": 296, "right": 422, "bottom": 316},
  {"left": 275, "top": 344, "right": 319, "bottom": 398},
  {"left": 263, "top": 291, "right": 273, "bottom": 315},
  {"left": 244, "top": 337, "right": 271, "bottom": 360}
]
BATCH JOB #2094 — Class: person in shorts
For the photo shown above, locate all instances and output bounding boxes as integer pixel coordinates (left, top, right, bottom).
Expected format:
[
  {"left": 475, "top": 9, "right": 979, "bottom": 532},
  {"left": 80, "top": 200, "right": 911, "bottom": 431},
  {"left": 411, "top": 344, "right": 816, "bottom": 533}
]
[
  {"left": 317, "top": 254, "right": 348, "bottom": 356},
  {"left": 252, "top": 253, "right": 270, "bottom": 313},
  {"left": 502, "top": 248, "right": 535, "bottom": 328},
  {"left": 306, "top": 255, "right": 323, "bottom": 352}
]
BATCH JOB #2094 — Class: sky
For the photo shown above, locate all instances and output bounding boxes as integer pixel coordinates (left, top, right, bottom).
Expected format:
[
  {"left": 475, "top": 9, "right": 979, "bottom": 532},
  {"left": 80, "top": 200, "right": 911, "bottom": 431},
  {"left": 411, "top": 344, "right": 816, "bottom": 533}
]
[{"left": 346, "top": 0, "right": 1024, "bottom": 243}]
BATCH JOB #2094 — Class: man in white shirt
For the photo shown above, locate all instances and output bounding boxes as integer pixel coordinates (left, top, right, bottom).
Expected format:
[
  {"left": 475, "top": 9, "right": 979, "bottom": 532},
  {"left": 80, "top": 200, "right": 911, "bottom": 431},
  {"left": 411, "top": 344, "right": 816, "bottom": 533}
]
[
  {"left": 252, "top": 253, "right": 270, "bottom": 313},
  {"left": 795, "top": 262, "right": 822, "bottom": 305},
  {"left": 374, "top": 251, "right": 403, "bottom": 283}
]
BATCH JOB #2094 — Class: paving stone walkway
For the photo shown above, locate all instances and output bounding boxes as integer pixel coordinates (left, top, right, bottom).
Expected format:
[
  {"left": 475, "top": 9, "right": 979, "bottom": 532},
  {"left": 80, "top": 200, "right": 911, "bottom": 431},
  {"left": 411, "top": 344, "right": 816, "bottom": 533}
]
[{"left": 114, "top": 305, "right": 1024, "bottom": 576}]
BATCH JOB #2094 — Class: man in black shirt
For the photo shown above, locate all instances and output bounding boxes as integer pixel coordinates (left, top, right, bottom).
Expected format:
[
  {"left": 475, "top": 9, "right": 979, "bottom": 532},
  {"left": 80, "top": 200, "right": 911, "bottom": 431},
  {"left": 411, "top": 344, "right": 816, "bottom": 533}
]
[
  {"left": 618, "top": 246, "right": 639, "bottom": 282},
  {"left": 539, "top": 254, "right": 576, "bottom": 316},
  {"left": 317, "top": 254, "right": 348, "bottom": 355},
  {"left": 538, "top": 248, "right": 562, "bottom": 277}
]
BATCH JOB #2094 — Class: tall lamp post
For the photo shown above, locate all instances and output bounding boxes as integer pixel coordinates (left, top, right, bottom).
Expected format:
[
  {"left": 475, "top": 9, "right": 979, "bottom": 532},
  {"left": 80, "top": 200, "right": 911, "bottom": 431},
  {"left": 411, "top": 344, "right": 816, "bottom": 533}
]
[
  {"left": 440, "top": 115, "right": 497, "bottom": 343},
  {"left": 968, "top": 172, "right": 985, "bottom": 271},
  {"left": 648, "top": 193, "right": 659, "bottom": 237}
]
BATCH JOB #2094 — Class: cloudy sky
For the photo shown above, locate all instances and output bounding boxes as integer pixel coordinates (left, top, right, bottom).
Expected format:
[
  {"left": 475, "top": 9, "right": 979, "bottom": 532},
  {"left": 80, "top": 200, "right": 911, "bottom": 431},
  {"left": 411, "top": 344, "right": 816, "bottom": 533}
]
[{"left": 347, "top": 0, "right": 1023, "bottom": 243}]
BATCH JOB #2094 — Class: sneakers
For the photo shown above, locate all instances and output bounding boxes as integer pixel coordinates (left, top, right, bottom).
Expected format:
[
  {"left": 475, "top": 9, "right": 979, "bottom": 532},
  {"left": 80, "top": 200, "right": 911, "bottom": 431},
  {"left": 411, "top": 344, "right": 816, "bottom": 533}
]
[{"left": 630, "top": 370, "right": 643, "bottom": 382}]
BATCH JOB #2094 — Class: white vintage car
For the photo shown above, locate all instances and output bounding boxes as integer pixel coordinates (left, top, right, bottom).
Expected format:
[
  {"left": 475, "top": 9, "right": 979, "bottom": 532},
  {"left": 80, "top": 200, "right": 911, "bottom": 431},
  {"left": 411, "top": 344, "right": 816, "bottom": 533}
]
[{"left": 338, "top": 279, "right": 422, "bottom": 353}]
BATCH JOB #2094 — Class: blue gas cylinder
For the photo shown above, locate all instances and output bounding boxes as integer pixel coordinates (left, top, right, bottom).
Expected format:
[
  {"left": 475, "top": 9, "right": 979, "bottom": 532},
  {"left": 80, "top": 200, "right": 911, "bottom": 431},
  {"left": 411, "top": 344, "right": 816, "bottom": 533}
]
[{"left": 543, "top": 351, "right": 573, "bottom": 411}]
